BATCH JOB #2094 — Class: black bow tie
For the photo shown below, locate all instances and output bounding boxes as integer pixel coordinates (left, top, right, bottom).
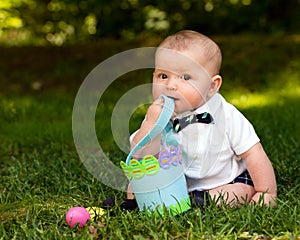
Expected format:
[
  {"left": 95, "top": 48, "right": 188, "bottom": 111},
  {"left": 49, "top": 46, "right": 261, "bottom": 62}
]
[{"left": 172, "top": 112, "right": 214, "bottom": 133}]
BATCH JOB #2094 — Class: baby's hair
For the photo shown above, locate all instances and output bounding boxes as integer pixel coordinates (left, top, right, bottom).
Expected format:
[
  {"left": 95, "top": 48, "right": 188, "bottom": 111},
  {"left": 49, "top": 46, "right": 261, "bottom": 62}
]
[{"left": 158, "top": 30, "right": 222, "bottom": 76}]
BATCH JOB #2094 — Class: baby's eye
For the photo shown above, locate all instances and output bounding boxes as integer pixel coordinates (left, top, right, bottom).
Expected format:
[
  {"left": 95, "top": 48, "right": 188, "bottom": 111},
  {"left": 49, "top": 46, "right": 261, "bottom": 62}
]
[
  {"left": 159, "top": 73, "right": 168, "bottom": 79},
  {"left": 182, "top": 74, "right": 191, "bottom": 80}
]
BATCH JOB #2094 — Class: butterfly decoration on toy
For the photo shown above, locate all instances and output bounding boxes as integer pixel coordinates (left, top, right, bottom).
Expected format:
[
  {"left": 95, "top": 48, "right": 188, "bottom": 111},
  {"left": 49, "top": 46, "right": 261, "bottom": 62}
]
[{"left": 120, "top": 144, "right": 183, "bottom": 180}]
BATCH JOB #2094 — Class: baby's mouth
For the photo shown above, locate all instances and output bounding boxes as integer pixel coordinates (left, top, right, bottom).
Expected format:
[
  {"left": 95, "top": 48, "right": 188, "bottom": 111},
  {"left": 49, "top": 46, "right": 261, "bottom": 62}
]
[{"left": 166, "top": 96, "right": 178, "bottom": 101}]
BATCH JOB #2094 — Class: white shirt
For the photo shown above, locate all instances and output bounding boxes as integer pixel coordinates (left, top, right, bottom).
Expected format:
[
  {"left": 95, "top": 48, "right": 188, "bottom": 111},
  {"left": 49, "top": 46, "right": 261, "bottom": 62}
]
[{"left": 175, "top": 93, "right": 260, "bottom": 191}]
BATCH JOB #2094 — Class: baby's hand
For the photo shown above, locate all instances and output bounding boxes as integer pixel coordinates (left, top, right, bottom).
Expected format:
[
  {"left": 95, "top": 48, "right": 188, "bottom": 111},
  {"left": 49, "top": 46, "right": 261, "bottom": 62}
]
[
  {"left": 145, "top": 98, "right": 165, "bottom": 125},
  {"left": 145, "top": 98, "right": 176, "bottom": 127},
  {"left": 131, "top": 98, "right": 170, "bottom": 157},
  {"left": 251, "top": 192, "right": 276, "bottom": 207}
]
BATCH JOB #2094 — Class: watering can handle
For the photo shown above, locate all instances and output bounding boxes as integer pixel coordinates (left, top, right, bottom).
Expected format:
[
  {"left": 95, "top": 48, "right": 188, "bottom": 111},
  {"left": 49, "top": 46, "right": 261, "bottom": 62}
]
[{"left": 125, "top": 95, "right": 175, "bottom": 164}]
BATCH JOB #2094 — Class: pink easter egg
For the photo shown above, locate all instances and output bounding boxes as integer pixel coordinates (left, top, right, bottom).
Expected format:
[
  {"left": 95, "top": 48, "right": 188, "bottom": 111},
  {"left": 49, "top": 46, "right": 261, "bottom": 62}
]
[{"left": 66, "top": 206, "right": 90, "bottom": 228}]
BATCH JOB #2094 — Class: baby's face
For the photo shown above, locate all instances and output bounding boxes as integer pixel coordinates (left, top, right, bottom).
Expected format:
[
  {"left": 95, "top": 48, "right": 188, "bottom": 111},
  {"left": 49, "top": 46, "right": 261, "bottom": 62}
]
[{"left": 153, "top": 48, "right": 213, "bottom": 113}]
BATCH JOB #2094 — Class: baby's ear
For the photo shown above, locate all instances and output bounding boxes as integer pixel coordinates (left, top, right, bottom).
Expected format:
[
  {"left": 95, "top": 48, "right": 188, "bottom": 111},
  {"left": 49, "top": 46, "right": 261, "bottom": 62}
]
[{"left": 209, "top": 75, "right": 222, "bottom": 96}]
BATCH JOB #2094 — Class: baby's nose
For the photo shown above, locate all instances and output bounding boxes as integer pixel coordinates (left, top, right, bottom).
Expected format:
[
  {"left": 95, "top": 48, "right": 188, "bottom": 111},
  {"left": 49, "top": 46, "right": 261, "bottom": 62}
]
[{"left": 166, "top": 77, "right": 178, "bottom": 90}]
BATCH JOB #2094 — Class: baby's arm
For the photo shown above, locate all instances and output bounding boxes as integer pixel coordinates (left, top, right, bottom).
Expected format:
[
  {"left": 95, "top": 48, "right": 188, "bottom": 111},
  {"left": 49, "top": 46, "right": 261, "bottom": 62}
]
[
  {"left": 131, "top": 98, "right": 167, "bottom": 159},
  {"left": 126, "top": 98, "right": 166, "bottom": 199},
  {"left": 240, "top": 142, "right": 277, "bottom": 206}
]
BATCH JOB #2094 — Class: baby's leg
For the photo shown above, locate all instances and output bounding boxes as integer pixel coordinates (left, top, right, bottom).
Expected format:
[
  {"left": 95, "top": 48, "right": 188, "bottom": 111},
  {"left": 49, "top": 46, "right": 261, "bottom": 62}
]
[
  {"left": 127, "top": 183, "right": 135, "bottom": 199},
  {"left": 208, "top": 183, "right": 255, "bottom": 206}
]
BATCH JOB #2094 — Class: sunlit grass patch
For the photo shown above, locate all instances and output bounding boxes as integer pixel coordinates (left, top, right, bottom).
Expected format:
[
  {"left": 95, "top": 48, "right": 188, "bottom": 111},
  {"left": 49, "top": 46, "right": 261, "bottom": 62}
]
[
  {"left": 226, "top": 68, "right": 300, "bottom": 109},
  {"left": 228, "top": 91, "right": 275, "bottom": 109},
  {"left": 222, "top": 39, "right": 300, "bottom": 109},
  {"left": 226, "top": 86, "right": 299, "bottom": 109}
]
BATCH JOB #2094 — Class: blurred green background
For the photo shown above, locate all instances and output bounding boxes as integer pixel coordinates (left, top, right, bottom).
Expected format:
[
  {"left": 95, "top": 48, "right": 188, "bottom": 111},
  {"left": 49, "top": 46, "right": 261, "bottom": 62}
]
[
  {"left": 1, "top": 1, "right": 300, "bottom": 238},
  {"left": 1, "top": 0, "right": 300, "bottom": 46}
]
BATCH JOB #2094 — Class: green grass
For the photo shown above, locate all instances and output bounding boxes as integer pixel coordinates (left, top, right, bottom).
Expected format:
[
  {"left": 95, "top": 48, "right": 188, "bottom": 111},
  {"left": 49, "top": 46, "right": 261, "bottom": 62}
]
[{"left": 0, "top": 35, "right": 300, "bottom": 239}]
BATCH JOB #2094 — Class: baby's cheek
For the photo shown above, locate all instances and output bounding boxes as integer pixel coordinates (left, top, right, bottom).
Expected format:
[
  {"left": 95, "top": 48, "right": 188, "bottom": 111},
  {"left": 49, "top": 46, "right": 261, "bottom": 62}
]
[
  {"left": 180, "top": 89, "right": 201, "bottom": 106},
  {"left": 152, "top": 85, "right": 163, "bottom": 99},
  {"left": 189, "top": 96, "right": 204, "bottom": 108}
]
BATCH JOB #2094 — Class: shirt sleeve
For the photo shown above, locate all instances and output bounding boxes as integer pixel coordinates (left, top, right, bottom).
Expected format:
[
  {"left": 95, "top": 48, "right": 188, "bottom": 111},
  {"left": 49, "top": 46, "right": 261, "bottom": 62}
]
[{"left": 226, "top": 105, "right": 260, "bottom": 156}]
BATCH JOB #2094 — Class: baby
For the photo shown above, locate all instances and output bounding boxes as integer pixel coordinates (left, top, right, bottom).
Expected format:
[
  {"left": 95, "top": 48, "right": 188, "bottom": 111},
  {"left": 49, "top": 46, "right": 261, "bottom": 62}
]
[{"left": 103, "top": 30, "right": 277, "bottom": 210}]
